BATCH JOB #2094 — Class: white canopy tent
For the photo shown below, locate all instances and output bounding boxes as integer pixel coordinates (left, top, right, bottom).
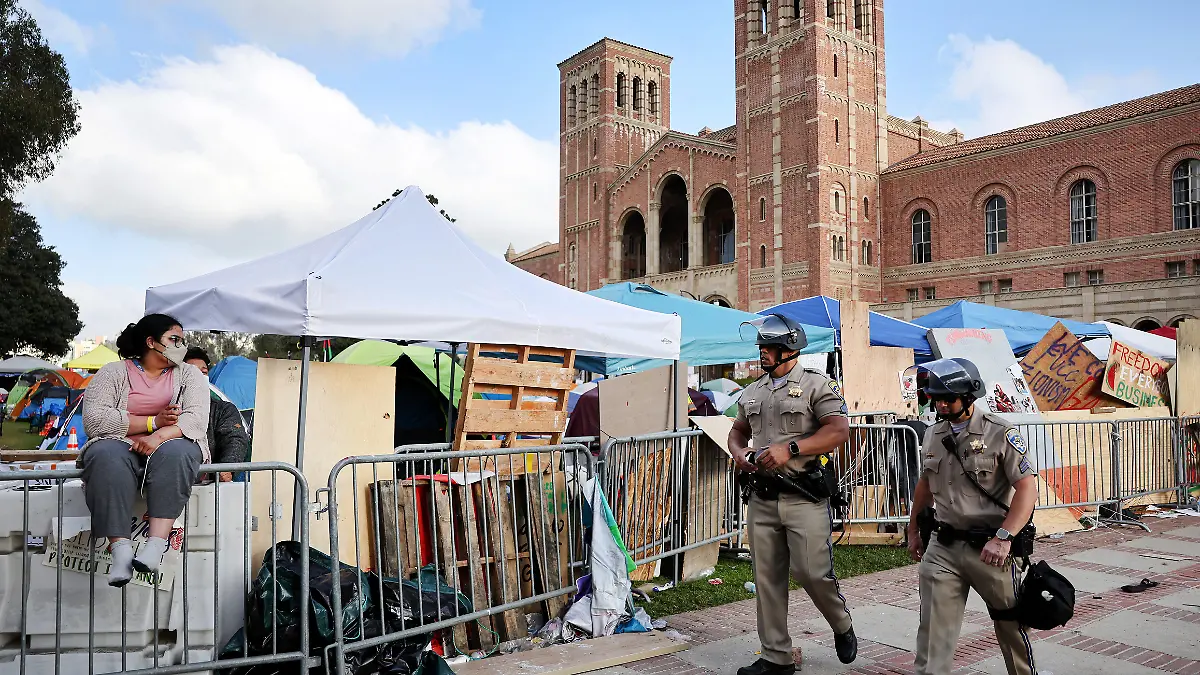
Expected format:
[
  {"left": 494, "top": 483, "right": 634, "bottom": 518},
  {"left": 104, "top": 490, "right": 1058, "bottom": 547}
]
[
  {"left": 145, "top": 185, "right": 682, "bottom": 492},
  {"left": 1084, "top": 321, "right": 1176, "bottom": 361}
]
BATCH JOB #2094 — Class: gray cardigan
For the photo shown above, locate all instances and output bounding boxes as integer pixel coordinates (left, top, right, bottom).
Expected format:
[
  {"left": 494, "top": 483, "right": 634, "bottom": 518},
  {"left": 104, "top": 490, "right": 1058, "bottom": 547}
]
[{"left": 81, "top": 360, "right": 212, "bottom": 461}]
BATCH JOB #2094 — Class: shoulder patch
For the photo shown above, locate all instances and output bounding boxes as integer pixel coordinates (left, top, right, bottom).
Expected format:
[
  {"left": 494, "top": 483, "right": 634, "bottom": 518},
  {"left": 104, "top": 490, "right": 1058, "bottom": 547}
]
[
  {"left": 828, "top": 380, "right": 844, "bottom": 399},
  {"left": 1005, "top": 428, "right": 1027, "bottom": 455}
]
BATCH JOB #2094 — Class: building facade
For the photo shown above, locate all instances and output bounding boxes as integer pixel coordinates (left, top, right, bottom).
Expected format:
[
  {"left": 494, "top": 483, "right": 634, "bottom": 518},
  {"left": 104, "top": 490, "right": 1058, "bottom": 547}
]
[{"left": 508, "top": 0, "right": 1200, "bottom": 330}]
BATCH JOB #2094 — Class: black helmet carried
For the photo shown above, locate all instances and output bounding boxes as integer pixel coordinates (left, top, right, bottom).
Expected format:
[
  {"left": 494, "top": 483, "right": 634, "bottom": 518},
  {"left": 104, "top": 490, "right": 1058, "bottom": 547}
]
[
  {"left": 905, "top": 358, "right": 986, "bottom": 401},
  {"left": 740, "top": 314, "right": 808, "bottom": 352}
]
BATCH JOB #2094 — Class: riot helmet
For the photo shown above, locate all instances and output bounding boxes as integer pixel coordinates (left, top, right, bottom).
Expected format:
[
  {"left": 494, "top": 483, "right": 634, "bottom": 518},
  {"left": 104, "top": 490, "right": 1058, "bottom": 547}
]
[
  {"left": 904, "top": 358, "right": 985, "bottom": 419},
  {"left": 740, "top": 314, "right": 808, "bottom": 352}
]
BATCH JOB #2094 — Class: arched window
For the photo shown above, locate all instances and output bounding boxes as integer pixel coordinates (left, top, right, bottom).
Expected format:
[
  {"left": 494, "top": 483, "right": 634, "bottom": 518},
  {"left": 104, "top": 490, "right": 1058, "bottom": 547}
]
[
  {"left": 1069, "top": 179, "right": 1097, "bottom": 243},
  {"left": 861, "top": 240, "right": 872, "bottom": 265},
  {"left": 985, "top": 196, "right": 1008, "bottom": 254},
  {"left": 834, "top": 118, "right": 840, "bottom": 143},
  {"left": 792, "top": 0, "right": 801, "bottom": 21},
  {"left": 648, "top": 81, "right": 659, "bottom": 120},
  {"left": 590, "top": 74, "right": 599, "bottom": 117},
  {"left": 578, "top": 79, "right": 588, "bottom": 122},
  {"left": 760, "top": 0, "right": 770, "bottom": 37},
  {"left": 616, "top": 72, "right": 626, "bottom": 108},
  {"left": 911, "top": 209, "right": 931, "bottom": 264},
  {"left": 863, "top": 196, "right": 869, "bottom": 219},
  {"left": 837, "top": 236, "right": 845, "bottom": 261},
  {"left": 760, "top": 244, "right": 768, "bottom": 268},
  {"left": 568, "top": 86, "right": 577, "bottom": 126},
  {"left": 832, "top": 190, "right": 842, "bottom": 214},
  {"left": 592, "top": 138, "right": 597, "bottom": 158},
  {"left": 759, "top": 197, "right": 767, "bottom": 221},
  {"left": 827, "top": 0, "right": 837, "bottom": 19},
  {"left": 833, "top": 54, "right": 838, "bottom": 78},
  {"left": 633, "top": 76, "right": 643, "bottom": 113},
  {"left": 593, "top": 183, "right": 598, "bottom": 201},
  {"left": 1174, "top": 159, "right": 1200, "bottom": 230},
  {"left": 854, "top": 0, "right": 869, "bottom": 31},
  {"left": 568, "top": 243, "right": 578, "bottom": 289}
]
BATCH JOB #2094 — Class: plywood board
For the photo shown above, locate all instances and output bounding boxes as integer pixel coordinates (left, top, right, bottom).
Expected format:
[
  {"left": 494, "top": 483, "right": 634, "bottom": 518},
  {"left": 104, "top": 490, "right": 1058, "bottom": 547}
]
[
  {"left": 1102, "top": 341, "right": 1172, "bottom": 408},
  {"left": 449, "top": 632, "right": 688, "bottom": 675},
  {"left": 929, "top": 328, "right": 1039, "bottom": 414},
  {"left": 597, "top": 363, "right": 688, "bottom": 443},
  {"left": 840, "top": 301, "right": 917, "bottom": 417},
  {"left": 250, "top": 358, "right": 395, "bottom": 565},
  {"left": 689, "top": 415, "right": 735, "bottom": 457},
  {"left": 1176, "top": 319, "right": 1200, "bottom": 417},
  {"left": 1020, "top": 322, "right": 1123, "bottom": 411}
]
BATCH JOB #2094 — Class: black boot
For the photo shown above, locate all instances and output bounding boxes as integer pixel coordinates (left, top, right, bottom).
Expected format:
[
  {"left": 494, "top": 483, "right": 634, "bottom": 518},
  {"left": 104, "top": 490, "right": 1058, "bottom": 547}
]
[
  {"left": 834, "top": 626, "right": 858, "bottom": 664},
  {"left": 736, "top": 657, "right": 796, "bottom": 675}
]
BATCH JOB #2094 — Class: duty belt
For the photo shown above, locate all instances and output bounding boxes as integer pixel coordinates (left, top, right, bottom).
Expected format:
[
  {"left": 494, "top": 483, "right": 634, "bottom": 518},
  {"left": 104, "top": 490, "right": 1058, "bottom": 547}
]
[{"left": 934, "top": 520, "right": 997, "bottom": 549}]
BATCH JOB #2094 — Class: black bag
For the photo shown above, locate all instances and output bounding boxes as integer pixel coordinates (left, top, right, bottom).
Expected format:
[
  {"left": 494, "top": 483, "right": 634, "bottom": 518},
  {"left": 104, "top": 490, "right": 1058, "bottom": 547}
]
[{"left": 1013, "top": 560, "right": 1076, "bottom": 630}]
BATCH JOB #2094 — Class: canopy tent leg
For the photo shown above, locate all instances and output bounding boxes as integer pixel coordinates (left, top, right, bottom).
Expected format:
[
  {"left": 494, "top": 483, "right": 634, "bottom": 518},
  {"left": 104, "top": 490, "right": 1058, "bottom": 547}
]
[
  {"left": 292, "top": 336, "right": 313, "bottom": 541},
  {"left": 445, "top": 343, "right": 459, "bottom": 444}
]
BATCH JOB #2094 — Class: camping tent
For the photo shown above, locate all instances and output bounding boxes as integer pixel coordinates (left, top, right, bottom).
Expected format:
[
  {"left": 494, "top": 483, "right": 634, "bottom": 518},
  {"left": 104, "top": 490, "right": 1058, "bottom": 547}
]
[
  {"left": 1082, "top": 321, "right": 1176, "bottom": 361},
  {"left": 208, "top": 355, "right": 258, "bottom": 411},
  {"left": 577, "top": 282, "right": 836, "bottom": 375},
  {"left": 6, "top": 369, "right": 84, "bottom": 420},
  {"left": 0, "top": 356, "right": 60, "bottom": 374},
  {"left": 332, "top": 340, "right": 465, "bottom": 447},
  {"left": 759, "top": 295, "right": 933, "bottom": 355},
  {"left": 144, "top": 186, "right": 681, "bottom": 362},
  {"left": 913, "top": 300, "right": 1109, "bottom": 355},
  {"left": 64, "top": 345, "right": 120, "bottom": 371}
]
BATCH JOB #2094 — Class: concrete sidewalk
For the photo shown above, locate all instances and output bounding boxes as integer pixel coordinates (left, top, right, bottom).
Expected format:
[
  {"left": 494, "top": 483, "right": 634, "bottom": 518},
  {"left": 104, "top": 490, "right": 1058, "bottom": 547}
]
[{"left": 602, "top": 518, "right": 1200, "bottom": 675}]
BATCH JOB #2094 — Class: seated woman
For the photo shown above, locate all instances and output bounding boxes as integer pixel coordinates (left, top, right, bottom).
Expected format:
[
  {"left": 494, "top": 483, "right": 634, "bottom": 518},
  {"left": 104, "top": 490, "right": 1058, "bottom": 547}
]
[{"left": 80, "top": 314, "right": 210, "bottom": 587}]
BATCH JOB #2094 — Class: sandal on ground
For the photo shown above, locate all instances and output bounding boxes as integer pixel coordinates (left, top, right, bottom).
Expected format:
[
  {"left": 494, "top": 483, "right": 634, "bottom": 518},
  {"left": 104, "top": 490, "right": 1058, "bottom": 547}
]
[{"left": 1120, "top": 578, "right": 1159, "bottom": 593}]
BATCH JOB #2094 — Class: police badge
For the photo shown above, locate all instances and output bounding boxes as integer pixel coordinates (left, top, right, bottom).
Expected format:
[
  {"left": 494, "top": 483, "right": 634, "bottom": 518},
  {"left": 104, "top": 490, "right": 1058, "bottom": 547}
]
[{"left": 1006, "top": 428, "right": 1027, "bottom": 455}]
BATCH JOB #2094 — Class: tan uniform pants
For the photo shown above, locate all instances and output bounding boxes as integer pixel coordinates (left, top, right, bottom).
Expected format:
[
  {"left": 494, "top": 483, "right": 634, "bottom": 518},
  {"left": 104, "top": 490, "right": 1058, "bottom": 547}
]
[
  {"left": 748, "top": 494, "right": 853, "bottom": 665},
  {"left": 915, "top": 539, "right": 1037, "bottom": 675}
]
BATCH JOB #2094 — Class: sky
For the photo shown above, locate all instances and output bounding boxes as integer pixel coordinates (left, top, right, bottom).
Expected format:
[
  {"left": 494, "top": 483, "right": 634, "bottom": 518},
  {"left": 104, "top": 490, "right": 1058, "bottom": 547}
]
[{"left": 12, "top": 0, "right": 1199, "bottom": 342}]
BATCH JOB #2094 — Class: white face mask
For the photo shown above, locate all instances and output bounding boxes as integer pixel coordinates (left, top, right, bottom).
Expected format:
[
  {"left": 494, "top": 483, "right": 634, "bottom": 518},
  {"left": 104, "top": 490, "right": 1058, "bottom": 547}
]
[{"left": 162, "top": 345, "right": 188, "bottom": 366}]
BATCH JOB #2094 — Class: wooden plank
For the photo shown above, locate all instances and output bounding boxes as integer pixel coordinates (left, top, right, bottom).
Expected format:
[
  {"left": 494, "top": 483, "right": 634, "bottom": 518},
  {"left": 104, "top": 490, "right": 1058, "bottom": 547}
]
[
  {"left": 483, "top": 475, "right": 527, "bottom": 641},
  {"left": 465, "top": 360, "right": 576, "bottom": 390},
  {"left": 840, "top": 300, "right": 917, "bottom": 418},
  {"left": 0, "top": 449, "right": 78, "bottom": 463},
  {"left": 471, "top": 399, "right": 560, "bottom": 411},
  {"left": 460, "top": 409, "right": 567, "bottom": 434},
  {"left": 432, "top": 483, "right": 471, "bottom": 653},
  {"left": 833, "top": 531, "right": 904, "bottom": 546},
  {"left": 1177, "top": 319, "right": 1200, "bottom": 417},
  {"left": 370, "top": 480, "right": 423, "bottom": 578},
  {"left": 458, "top": 483, "right": 497, "bottom": 650},
  {"left": 449, "top": 632, "right": 688, "bottom": 675},
  {"left": 524, "top": 471, "right": 569, "bottom": 619}
]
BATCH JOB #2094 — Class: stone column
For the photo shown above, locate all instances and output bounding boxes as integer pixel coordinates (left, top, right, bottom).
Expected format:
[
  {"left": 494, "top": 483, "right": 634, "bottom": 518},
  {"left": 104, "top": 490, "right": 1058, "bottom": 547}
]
[
  {"left": 689, "top": 214, "right": 704, "bottom": 269},
  {"left": 647, "top": 201, "right": 661, "bottom": 276}
]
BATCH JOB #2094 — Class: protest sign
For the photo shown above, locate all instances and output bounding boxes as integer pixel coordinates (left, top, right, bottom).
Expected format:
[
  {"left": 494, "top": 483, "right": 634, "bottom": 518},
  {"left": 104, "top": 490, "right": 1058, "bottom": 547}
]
[
  {"left": 1019, "top": 322, "right": 1121, "bottom": 410},
  {"left": 1102, "top": 340, "right": 1171, "bottom": 408},
  {"left": 928, "top": 328, "right": 1039, "bottom": 414}
]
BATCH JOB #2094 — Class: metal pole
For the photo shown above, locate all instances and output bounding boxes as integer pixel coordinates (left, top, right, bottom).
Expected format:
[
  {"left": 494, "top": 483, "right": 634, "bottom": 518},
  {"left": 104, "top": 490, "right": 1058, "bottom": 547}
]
[
  {"left": 293, "top": 335, "right": 314, "bottom": 541},
  {"left": 445, "top": 343, "right": 459, "bottom": 444}
]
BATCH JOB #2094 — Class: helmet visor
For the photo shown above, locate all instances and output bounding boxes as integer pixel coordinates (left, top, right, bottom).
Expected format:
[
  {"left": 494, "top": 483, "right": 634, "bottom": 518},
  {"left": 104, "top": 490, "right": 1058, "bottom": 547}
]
[
  {"left": 739, "top": 315, "right": 794, "bottom": 344},
  {"left": 906, "top": 358, "right": 977, "bottom": 394}
]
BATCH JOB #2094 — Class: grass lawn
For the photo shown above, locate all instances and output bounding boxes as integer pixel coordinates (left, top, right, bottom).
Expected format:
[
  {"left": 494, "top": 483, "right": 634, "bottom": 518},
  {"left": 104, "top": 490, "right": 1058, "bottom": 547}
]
[
  {"left": 633, "top": 545, "right": 913, "bottom": 618},
  {"left": 0, "top": 426, "right": 46, "bottom": 451}
]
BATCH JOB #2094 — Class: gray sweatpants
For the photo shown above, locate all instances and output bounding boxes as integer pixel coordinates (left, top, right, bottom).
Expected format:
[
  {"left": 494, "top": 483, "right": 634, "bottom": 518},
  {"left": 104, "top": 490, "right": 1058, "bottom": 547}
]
[{"left": 80, "top": 438, "right": 203, "bottom": 539}]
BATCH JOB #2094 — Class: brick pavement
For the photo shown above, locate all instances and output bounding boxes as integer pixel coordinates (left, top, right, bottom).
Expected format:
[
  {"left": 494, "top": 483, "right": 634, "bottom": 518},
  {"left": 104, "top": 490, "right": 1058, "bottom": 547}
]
[{"left": 606, "top": 518, "right": 1200, "bottom": 675}]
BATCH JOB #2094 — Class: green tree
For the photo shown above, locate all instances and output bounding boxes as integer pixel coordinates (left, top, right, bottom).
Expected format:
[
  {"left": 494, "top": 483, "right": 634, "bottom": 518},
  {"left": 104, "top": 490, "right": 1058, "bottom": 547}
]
[
  {"left": 0, "top": 205, "right": 81, "bottom": 357},
  {"left": 0, "top": 0, "right": 81, "bottom": 229},
  {"left": 373, "top": 190, "right": 456, "bottom": 222},
  {"left": 251, "top": 335, "right": 358, "bottom": 361},
  {"left": 184, "top": 331, "right": 255, "bottom": 362}
]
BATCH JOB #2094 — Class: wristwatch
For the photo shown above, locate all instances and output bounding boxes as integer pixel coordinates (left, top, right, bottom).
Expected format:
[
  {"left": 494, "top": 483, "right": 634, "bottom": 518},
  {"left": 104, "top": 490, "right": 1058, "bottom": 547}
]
[
  {"left": 789, "top": 440, "right": 800, "bottom": 457},
  {"left": 995, "top": 527, "right": 1012, "bottom": 541}
]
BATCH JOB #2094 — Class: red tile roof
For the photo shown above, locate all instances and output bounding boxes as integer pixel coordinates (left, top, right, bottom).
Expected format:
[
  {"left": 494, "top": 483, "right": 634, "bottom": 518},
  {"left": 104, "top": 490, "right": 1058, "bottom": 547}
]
[
  {"left": 509, "top": 242, "right": 558, "bottom": 263},
  {"left": 883, "top": 84, "right": 1200, "bottom": 174},
  {"left": 707, "top": 125, "right": 737, "bottom": 144}
]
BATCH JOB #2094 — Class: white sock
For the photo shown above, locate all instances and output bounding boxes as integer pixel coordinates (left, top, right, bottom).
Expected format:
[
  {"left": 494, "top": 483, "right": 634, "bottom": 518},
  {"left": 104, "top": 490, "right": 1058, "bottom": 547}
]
[
  {"left": 108, "top": 540, "right": 134, "bottom": 587},
  {"left": 132, "top": 536, "right": 169, "bottom": 575}
]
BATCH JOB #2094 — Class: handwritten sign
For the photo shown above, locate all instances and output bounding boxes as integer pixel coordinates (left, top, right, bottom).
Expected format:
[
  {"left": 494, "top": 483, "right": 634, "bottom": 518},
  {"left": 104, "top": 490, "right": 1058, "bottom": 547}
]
[
  {"left": 1019, "top": 322, "right": 1119, "bottom": 410},
  {"left": 1102, "top": 341, "right": 1172, "bottom": 408},
  {"left": 928, "top": 328, "right": 1039, "bottom": 414}
]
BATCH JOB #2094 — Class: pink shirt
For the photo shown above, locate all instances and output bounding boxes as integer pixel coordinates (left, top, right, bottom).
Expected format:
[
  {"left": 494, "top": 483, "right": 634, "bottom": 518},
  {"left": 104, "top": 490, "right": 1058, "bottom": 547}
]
[{"left": 125, "top": 359, "right": 175, "bottom": 418}]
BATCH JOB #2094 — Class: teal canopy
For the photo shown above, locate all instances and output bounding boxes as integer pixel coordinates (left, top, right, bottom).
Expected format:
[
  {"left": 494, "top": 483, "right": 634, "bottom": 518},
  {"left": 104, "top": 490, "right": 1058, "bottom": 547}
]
[{"left": 575, "top": 283, "right": 836, "bottom": 376}]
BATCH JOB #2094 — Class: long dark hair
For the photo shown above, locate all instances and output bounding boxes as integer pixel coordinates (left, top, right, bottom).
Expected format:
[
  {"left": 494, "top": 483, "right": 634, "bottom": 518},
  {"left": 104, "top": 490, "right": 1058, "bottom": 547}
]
[{"left": 115, "top": 313, "right": 182, "bottom": 360}]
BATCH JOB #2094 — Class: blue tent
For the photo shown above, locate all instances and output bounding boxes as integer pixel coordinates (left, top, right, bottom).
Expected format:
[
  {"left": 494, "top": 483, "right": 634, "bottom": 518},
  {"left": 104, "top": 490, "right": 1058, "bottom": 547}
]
[
  {"left": 760, "top": 296, "right": 933, "bottom": 356},
  {"left": 576, "top": 283, "right": 836, "bottom": 376},
  {"left": 913, "top": 300, "right": 1110, "bottom": 355},
  {"left": 208, "top": 355, "right": 257, "bottom": 410}
]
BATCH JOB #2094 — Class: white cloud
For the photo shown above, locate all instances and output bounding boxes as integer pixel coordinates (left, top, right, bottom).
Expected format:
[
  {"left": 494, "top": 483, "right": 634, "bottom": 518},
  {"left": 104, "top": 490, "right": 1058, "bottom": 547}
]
[
  {"left": 185, "top": 0, "right": 480, "bottom": 56},
  {"left": 20, "top": 44, "right": 559, "bottom": 263},
  {"left": 21, "top": 0, "right": 97, "bottom": 54},
  {"left": 62, "top": 281, "right": 146, "bottom": 340}
]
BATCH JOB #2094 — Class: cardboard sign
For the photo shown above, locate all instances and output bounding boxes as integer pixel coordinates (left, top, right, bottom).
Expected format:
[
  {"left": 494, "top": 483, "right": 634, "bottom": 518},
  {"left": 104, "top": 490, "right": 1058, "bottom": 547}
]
[
  {"left": 899, "top": 371, "right": 918, "bottom": 401},
  {"left": 1019, "top": 322, "right": 1118, "bottom": 410},
  {"left": 1102, "top": 341, "right": 1171, "bottom": 407},
  {"left": 928, "top": 328, "right": 1040, "bottom": 414}
]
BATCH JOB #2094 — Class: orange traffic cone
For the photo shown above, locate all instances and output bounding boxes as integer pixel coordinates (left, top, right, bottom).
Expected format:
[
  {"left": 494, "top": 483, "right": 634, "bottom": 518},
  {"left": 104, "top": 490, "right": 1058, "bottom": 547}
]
[{"left": 67, "top": 427, "right": 78, "bottom": 450}]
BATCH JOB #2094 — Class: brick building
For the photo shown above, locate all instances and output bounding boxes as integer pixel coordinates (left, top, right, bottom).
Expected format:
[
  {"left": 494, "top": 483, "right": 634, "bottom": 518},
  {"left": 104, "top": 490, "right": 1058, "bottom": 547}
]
[{"left": 508, "top": 0, "right": 1200, "bottom": 330}]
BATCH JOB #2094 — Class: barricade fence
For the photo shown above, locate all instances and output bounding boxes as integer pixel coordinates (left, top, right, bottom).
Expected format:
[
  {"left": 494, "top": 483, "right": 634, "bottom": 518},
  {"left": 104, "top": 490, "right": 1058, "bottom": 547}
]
[
  {"left": 0, "top": 461, "right": 312, "bottom": 675},
  {"left": 323, "top": 443, "right": 595, "bottom": 675}
]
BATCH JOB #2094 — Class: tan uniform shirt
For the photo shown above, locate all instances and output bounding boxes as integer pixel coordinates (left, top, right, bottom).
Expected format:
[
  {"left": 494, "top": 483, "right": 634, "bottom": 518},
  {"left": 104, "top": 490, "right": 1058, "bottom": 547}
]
[
  {"left": 737, "top": 366, "right": 848, "bottom": 473},
  {"left": 921, "top": 405, "right": 1038, "bottom": 530}
]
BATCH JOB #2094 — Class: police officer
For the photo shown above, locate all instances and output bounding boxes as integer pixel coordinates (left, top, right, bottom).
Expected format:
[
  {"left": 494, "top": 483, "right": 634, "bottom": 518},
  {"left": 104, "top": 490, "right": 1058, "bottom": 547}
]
[
  {"left": 728, "top": 314, "right": 857, "bottom": 674},
  {"left": 905, "top": 358, "right": 1039, "bottom": 675}
]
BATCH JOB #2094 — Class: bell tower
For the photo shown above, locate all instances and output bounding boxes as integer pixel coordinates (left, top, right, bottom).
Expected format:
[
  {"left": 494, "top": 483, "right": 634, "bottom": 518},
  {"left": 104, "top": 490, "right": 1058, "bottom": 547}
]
[{"left": 735, "top": 0, "right": 887, "bottom": 309}]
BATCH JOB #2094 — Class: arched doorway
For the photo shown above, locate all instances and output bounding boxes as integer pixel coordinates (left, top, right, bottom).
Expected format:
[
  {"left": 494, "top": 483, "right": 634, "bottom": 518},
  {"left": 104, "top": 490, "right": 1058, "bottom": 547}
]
[
  {"left": 1169, "top": 315, "right": 1197, "bottom": 328},
  {"left": 659, "top": 175, "right": 689, "bottom": 273},
  {"left": 702, "top": 188, "right": 735, "bottom": 266},
  {"left": 1133, "top": 317, "right": 1162, "bottom": 332},
  {"left": 621, "top": 212, "right": 647, "bottom": 279},
  {"left": 704, "top": 295, "right": 732, "bottom": 308}
]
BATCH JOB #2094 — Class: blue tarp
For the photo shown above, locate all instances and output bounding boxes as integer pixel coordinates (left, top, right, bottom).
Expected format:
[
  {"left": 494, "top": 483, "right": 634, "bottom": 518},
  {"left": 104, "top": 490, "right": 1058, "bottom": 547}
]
[
  {"left": 576, "top": 283, "right": 836, "bottom": 376},
  {"left": 913, "top": 300, "right": 1110, "bottom": 355},
  {"left": 208, "top": 355, "right": 257, "bottom": 410},
  {"left": 760, "top": 296, "right": 933, "bottom": 356}
]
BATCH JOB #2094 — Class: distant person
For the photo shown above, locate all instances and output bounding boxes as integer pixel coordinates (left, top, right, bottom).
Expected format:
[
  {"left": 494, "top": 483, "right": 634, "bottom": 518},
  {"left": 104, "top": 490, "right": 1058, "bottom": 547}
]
[
  {"left": 79, "top": 314, "right": 210, "bottom": 587},
  {"left": 185, "top": 348, "right": 250, "bottom": 482}
]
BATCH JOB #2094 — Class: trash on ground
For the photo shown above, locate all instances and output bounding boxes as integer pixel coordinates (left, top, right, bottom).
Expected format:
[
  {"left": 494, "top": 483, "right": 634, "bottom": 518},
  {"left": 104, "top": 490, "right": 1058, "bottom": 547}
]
[
  {"left": 708, "top": 578, "right": 723, "bottom": 585},
  {"left": 744, "top": 581, "right": 757, "bottom": 594}
]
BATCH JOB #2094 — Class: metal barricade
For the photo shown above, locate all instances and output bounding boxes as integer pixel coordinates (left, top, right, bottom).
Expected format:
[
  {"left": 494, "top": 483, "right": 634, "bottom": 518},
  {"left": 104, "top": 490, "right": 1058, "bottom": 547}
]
[
  {"left": 0, "top": 461, "right": 312, "bottom": 675},
  {"left": 1114, "top": 417, "right": 1186, "bottom": 506},
  {"left": 598, "top": 430, "right": 738, "bottom": 583},
  {"left": 323, "top": 443, "right": 593, "bottom": 675},
  {"left": 830, "top": 423, "right": 922, "bottom": 527},
  {"left": 1180, "top": 415, "right": 1200, "bottom": 503}
]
